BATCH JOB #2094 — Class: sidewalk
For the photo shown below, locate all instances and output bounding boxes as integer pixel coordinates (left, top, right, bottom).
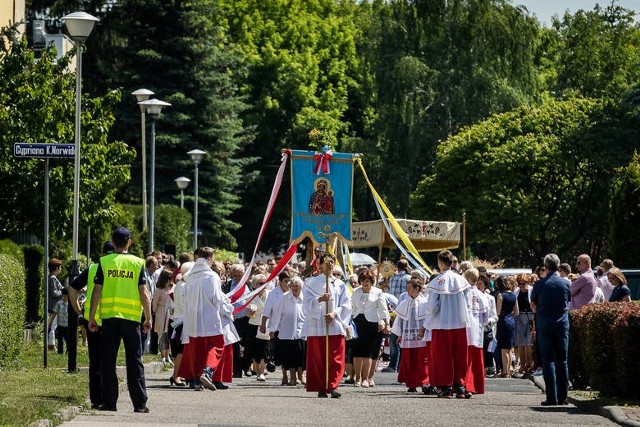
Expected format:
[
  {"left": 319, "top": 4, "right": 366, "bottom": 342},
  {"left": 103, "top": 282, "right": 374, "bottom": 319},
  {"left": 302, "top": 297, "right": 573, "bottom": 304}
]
[{"left": 532, "top": 375, "right": 640, "bottom": 427}]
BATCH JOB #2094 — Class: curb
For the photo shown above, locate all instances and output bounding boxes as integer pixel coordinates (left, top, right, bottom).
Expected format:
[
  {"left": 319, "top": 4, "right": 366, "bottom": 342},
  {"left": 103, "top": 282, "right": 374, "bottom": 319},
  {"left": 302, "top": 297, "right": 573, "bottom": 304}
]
[
  {"left": 31, "top": 362, "right": 166, "bottom": 427},
  {"left": 531, "top": 375, "right": 640, "bottom": 427}
]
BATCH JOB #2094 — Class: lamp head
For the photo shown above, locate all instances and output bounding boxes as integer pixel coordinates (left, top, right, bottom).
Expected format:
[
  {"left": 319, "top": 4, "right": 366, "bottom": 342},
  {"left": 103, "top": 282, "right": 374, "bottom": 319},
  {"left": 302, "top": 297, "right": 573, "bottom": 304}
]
[
  {"left": 175, "top": 176, "right": 191, "bottom": 190},
  {"left": 62, "top": 11, "right": 99, "bottom": 43},
  {"left": 132, "top": 88, "right": 154, "bottom": 103},
  {"left": 188, "top": 149, "right": 206, "bottom": 165},
  {"left": 138, "top": 98, "right": 171, "bottom": 119}
]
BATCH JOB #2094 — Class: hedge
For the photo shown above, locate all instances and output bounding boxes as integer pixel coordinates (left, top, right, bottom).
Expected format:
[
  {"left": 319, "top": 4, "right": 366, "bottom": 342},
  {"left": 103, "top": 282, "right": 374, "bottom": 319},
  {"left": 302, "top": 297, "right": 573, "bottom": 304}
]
[
  {"left": 568, "top": 302, "right": 640, "bottom": 398},
  {"left": 0, "top": 254, "right": 26, "bottom": 367}
]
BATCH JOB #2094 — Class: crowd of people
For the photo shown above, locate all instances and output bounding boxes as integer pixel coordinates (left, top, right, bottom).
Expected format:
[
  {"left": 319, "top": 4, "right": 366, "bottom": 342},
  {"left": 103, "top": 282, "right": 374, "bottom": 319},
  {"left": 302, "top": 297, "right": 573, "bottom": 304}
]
[{"left": 56, "top": 228, "right": 634, "bottom": 412}]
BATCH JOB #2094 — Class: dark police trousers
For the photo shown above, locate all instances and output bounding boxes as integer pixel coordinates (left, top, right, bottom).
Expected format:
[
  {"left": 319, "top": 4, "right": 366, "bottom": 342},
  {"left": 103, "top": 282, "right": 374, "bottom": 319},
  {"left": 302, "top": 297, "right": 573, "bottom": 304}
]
[
  {"left": 80, "top": 317, "right": 103, "bottom": 407},
  {"left": 101, "top": 318, "right": 148, "bottom": 408}
]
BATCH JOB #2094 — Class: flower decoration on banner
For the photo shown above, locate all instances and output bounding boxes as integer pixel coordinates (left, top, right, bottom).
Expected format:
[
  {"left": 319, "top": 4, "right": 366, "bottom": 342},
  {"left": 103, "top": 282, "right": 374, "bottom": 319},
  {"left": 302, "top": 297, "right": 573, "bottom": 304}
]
[{"left": 309, "top": 128, "right": 335, "bottom": 175}]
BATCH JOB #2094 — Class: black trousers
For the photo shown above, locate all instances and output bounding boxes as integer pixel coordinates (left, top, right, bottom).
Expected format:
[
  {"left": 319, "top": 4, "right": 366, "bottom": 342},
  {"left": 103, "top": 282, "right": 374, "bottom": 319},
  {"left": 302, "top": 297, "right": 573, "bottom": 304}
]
[
  {"left": 101, "top": 318, "right": 147, "bottom": 408},
  {"left": 233, "top": 316, "right": 251, "bottom": 376},
  {"left": 81, "top": 317, "right": 103, "bottom": 407}
]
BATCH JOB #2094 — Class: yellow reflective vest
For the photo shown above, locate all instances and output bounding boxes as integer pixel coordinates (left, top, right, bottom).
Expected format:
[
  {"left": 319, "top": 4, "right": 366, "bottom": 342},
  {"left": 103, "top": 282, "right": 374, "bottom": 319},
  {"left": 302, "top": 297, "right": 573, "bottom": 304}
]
[
  {"left": 84, "top": 263, "right": 102, "bottom": 326},
  {"left": 98, "top": 253, "right": 145, "bottom": 322}
]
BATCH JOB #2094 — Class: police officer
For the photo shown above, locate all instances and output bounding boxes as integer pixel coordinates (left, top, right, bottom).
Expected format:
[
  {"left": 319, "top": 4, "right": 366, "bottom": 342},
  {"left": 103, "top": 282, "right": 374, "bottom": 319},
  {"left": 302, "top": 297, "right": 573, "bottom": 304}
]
[
  {"left": 69, "top": 240, "right": 115, "bottom": 409},
  {"left": 88, "top": 227, "right": 152, "bottom": 413}
]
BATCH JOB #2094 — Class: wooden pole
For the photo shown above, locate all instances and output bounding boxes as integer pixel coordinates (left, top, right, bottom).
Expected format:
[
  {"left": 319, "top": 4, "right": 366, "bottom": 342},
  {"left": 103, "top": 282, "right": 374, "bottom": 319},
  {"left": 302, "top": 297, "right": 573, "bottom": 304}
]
[{"left": 462, "top": 209, "right": 467, "bottom": 261}]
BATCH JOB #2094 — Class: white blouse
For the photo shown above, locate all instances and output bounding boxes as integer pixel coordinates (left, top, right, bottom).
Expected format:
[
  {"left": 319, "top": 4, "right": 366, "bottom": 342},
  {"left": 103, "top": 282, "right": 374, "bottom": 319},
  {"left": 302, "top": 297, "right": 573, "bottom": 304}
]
[
  {"left": 351, "top": 287, "right": 390, "bottom": 323},
  {"left": 270, "top": 291, "right": 305, "bottom": 340}
]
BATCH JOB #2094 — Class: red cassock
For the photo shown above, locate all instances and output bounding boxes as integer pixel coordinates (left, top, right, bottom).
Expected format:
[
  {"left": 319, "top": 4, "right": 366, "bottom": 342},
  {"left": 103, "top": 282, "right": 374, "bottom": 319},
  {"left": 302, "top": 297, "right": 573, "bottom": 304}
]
[
  {"left": 465, "top": 345, "right": 485, "bottom": 394},
  {"left": 429, "top": 328, "right": 468, "bottom": 388},
  {"left": 178, "top": 335, "right": 225, "bottom": 380},
  {"left": 213, "top": 344, "right": 234, "bottom": 383},
  {"left": 305, "top": 335, "right": 345, "bottom": 393},
  {"left": 398, "top": 345, "right": 429, "bottom": 388}
]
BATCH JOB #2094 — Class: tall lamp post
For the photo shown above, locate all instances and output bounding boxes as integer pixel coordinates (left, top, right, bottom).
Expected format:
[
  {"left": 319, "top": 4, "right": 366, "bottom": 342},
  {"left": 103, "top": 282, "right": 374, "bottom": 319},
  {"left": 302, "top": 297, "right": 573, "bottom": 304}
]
[
  {"left": 62, "top": 10, "right": 98, "bottom": 374},
  {"left": 138, "top": 98, "right": 171, "bottom": 253},
  {"left": 187, "top": 149, "right": 206, "bottom": 250},
  {"left": 174, "top": 176, "right": 190, "bottom": 209},
  {"left": 132, "top": 88, "right": 154, "bottom": 232}
]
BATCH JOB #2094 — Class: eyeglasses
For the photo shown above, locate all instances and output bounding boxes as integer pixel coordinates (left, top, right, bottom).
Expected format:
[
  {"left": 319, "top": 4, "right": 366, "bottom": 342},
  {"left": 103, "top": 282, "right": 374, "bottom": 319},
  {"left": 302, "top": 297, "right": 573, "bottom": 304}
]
[{"left": 332, "top": 273, "right": 342, "bottom": 277}]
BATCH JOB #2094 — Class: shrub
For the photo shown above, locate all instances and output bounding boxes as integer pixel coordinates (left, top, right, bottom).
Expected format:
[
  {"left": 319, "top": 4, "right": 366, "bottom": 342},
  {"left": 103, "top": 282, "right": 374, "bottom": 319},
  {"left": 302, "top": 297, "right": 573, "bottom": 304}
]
[
  {"left": 580, "top": 302, "right": 627, "bottom": 397},
  {"left": 568, "top": 309, "right": 589, "bottom": 389},
  {"left": 0, "top": 239, "right": 24, "bottom": 265},
  {"left": 22, "top": 245, "right": 44, "bottom": 324},
  {"left": 0, "top": 254, "right": 26, "bottom": 367},
  {"left": 613, "top": 303, "right": 640, "bottom": 399}
]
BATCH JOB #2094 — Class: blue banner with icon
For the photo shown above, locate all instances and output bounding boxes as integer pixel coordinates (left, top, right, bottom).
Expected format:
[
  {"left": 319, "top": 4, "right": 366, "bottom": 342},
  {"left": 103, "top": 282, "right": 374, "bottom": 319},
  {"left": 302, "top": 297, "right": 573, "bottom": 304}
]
[{"left": 290, "top": 149, "right": 354, "bottom": 245}]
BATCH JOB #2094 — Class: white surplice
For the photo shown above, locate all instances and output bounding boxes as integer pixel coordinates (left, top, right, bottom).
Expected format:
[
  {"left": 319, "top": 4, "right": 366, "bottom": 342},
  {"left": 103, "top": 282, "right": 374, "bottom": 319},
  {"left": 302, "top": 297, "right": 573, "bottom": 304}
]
[
  {"left": 392, "top": 294, "right": 429, "bottom": 348},
  {"left": 302, "top": 274, "right": 352, "bottom": 337},
  {"left": 181, "top": 258, "right": 234, "bottom": 343}
]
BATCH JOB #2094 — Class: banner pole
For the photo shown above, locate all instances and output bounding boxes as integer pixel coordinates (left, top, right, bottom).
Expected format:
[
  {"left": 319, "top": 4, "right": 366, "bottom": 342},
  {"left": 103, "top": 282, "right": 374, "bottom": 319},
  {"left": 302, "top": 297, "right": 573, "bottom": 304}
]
[{"left": 462, "top": 209, "right": 467, "bottom": 261}]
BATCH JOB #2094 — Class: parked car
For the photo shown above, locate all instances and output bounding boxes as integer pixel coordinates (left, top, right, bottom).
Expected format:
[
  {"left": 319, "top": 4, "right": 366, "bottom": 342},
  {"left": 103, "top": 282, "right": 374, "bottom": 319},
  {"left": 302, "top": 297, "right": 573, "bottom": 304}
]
[{"left": 620, "top": 269, "right": 640, "bottom": 300}]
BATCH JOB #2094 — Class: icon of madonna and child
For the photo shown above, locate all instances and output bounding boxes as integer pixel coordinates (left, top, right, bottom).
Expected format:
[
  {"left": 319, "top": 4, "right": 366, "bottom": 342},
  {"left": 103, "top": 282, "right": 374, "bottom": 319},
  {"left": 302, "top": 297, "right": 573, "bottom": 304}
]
[{"left": 308, "top": 177, "right": 335, "bottom": 215}]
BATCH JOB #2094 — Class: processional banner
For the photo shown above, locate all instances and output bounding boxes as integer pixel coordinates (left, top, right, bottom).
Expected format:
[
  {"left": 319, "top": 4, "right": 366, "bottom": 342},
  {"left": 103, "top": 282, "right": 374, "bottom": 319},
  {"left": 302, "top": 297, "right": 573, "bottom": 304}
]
[{"left": 290, "top": 149, "right": 354, "bottom": 245}]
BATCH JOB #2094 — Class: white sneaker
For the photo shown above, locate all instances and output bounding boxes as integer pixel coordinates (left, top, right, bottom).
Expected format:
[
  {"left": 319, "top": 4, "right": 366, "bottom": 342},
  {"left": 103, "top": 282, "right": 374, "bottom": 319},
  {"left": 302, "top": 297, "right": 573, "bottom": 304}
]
[{"left": 258, "top": 374, "right": 266, "bottom": 382}]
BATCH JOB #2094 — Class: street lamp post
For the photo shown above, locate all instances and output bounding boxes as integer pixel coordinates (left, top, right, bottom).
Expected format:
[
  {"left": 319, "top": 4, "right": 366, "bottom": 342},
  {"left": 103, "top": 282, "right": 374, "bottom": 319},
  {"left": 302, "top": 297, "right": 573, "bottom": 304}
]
[
  {"left": 62, "top": 10, "right": 98, "bottom": 374},
  {"left": 132, "top": 88, "right": 154, "bottom": 232},
  {"left": 174, "top": 176, "right": 191, "bottom": 209},
  {"left": 187, "top": 149, "right": 206, "bottom": 250},
  {"left": 138, "top": 98, "right": 171, "bottom": 253}
]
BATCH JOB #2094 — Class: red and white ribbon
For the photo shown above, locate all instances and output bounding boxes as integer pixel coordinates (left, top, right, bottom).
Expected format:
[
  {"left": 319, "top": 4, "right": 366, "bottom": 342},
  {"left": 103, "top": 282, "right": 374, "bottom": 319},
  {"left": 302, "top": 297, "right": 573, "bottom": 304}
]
[
  {"left": 226, "top": 151, "right": 289, "bottom": 302},
  {"left": 313, "top": 149, "right": 333, "bottom": 175}
]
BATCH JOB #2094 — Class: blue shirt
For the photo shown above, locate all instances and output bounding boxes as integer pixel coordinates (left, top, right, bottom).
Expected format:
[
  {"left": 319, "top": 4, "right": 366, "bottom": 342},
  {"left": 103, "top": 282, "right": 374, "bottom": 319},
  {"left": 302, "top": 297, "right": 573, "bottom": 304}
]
[
  {"left": 530, "top": 271, "right": 571, "bottom": 326},
  {"left": 388, "top": 271, "right": 410, "bottom": 299}
]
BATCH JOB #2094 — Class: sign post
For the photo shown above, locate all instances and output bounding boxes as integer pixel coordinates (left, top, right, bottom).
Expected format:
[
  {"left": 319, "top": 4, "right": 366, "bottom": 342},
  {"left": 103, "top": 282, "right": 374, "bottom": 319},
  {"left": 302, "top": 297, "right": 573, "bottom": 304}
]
[{"left": 13, "top": 143, "right": 74, "bottom": 368}]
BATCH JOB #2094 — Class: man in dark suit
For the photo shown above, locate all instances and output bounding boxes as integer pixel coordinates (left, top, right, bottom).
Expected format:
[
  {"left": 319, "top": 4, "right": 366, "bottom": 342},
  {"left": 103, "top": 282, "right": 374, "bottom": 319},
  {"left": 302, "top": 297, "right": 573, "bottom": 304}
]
[{"left": 530, "top": 253, "right": 571, "bottom": 406}]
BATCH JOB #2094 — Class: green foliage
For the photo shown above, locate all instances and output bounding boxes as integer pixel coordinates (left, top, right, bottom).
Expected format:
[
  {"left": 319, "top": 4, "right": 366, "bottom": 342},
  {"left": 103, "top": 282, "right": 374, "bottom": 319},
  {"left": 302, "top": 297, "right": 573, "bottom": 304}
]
[
  {"left": 154, "top": 204, "right": 192, "bottom": 256},
  {"left": 411, "top": 97, "right": 639, "bottom": 266},
  {"left": 608, "top": 152, "right": 640, "bottom": 267},
  {"left": 613, "top": 303, "right": 640, "bottom": 399},
  {"left": 365, "top": 0, "right": 542, "bottom": 216},
  {"left": 22, "top": 245, "right": 44, "bottom": 324},
  {"left": 0, "top": 254, "right": 26, "bottom": 367},
  {"left": 214, "top": 248, "right": 241, "bottom": 264},
  {"left": 83, "top": 0, "right": 253, "bottom": 249},
  {"left": 0, "top": 239, "right": 25, "bottom": 265},
  {"left": 219, "top": 0, "right": 366, "bottom": 249},
  {"left": 552, "top": 4, "right": 640, "bottom": 99},
  {"left": 0, "top": 25, "right": 136, "bottom": 249}
]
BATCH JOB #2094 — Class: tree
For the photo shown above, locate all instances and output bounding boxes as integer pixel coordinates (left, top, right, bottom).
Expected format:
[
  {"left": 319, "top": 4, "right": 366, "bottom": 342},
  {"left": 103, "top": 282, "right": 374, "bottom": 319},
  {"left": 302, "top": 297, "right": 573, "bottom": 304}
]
[
  {"left": 219, "top": 0, "right": 367, "bottom": 249},
  {"left": 411, "top": 97, "right": 639, "bottom": 267},
  {"left": 0, "top": 25, "right": 135, "bottom": 256},
  {"left": 81, "top": 0, "right": 254, "bottom": 249},
  {"left": 552, "top": 3, "right": 640, "bottom": 99},
  {"left": 608, "top": 152, "right": 640, "bottom": 267},
  {"left": 364, "top": 0, "right": 542, "bottom": 217}
]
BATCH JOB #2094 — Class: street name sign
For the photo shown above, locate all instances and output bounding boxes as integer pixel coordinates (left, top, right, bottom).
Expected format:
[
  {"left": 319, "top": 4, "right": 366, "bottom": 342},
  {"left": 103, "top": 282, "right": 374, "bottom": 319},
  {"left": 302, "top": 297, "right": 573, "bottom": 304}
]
[{"left": 13, "top": 143, "right": 75, "bottom": 158}]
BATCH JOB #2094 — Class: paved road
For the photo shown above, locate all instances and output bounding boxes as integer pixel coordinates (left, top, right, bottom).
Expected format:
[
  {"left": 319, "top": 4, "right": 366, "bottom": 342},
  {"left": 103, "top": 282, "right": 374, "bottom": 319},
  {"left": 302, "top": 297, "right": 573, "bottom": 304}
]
[{"left": 62, "top": 371, "right": 616, "bottom": 426}]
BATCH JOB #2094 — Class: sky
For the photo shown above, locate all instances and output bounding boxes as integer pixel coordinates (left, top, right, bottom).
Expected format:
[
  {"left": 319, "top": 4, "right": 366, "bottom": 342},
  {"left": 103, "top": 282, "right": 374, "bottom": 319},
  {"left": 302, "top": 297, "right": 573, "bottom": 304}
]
[{"left": 514, "top": 0, "right": 639, "bottom": 25}]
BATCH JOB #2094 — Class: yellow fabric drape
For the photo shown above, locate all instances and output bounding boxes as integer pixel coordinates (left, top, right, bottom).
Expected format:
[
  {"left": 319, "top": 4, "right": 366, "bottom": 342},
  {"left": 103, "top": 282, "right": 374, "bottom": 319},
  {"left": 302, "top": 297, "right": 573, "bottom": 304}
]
[{"left": 355, "top": 158, "right": 433, "bottom": 275}]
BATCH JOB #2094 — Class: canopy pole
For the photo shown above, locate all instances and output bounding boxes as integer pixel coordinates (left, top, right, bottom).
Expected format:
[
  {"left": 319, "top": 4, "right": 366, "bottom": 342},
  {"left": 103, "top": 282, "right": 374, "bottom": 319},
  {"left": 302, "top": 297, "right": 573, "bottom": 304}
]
[{"left": 462, "top": 210, "right": 467, "bottom": 261}]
